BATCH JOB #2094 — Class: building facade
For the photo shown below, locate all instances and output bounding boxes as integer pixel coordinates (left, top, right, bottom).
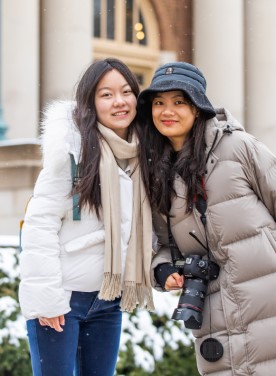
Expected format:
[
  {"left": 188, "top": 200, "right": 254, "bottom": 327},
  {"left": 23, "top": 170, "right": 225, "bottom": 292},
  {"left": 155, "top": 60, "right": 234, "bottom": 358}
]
[{"left": 1, "top": 0, "right": 276, "bottom": 234}]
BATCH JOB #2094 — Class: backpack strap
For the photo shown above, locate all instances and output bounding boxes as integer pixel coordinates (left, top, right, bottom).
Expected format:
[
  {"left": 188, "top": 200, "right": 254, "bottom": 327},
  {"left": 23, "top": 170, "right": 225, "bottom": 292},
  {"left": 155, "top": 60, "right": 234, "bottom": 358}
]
[
  {"left": 19, "top": 196, "right": 33, "bottom": 253},
  {"left": 19, "top": 156, "right": 81, "bottom": 254},
  {"left": 70, "top": 153, "right": 81, "bottom": 221}
]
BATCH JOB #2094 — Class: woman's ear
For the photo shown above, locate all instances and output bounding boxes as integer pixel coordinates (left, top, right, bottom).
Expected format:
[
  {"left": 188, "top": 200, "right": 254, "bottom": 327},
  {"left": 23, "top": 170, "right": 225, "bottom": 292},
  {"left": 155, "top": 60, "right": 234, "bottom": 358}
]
[{"left": 192, "top": 105, "right": 200, "bottom": 118}]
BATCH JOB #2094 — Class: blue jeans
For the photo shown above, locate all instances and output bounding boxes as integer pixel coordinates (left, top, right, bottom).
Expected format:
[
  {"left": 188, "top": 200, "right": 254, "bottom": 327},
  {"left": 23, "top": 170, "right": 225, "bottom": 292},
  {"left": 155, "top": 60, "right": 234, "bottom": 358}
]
[{"left": 26, "top": 291, "right": 122, "bottom": 376}]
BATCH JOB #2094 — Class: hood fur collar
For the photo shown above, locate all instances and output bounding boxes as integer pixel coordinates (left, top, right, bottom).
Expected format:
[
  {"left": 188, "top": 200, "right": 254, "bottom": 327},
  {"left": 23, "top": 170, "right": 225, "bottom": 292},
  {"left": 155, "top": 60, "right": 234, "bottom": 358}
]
[{"left": 40, "top": 101, "right": 81, "bottom": 175}]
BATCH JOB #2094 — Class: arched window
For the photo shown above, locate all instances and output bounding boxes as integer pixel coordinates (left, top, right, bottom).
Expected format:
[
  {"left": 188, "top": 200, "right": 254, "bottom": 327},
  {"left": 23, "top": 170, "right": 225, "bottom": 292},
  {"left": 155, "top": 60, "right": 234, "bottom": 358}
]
[
  {"left": 93, "top": 0, "right": 115, "bottom": 40},
  {"left": 92, "top": 0, "right": 159, "bottom": 87}
]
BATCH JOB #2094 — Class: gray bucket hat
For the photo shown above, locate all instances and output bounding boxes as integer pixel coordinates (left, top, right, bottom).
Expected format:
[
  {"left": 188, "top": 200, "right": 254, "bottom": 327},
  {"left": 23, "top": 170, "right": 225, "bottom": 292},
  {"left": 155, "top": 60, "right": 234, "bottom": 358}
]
[{"left": 137, "top": 62, "right": 216, "bottom": 120}]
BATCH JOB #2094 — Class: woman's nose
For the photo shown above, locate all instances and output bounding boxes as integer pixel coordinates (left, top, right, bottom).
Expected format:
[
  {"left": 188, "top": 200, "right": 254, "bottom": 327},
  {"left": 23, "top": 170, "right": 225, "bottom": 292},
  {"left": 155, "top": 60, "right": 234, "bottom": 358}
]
[
  {"left": 114, "top": 95, "right": 126, "bottom": 106},
  {"left": 162, "top": 107, "right": 175, "bottom": 115}
]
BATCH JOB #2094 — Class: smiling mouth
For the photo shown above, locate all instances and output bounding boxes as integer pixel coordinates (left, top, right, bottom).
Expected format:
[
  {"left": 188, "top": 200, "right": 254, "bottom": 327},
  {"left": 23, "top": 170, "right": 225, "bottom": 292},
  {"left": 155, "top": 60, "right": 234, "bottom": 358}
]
[
  {"left": 162, "top": 120, "right": 177, "bottom": 125},
  {"left": 113, "top": 111, "right": 128, "bottom": 116}
]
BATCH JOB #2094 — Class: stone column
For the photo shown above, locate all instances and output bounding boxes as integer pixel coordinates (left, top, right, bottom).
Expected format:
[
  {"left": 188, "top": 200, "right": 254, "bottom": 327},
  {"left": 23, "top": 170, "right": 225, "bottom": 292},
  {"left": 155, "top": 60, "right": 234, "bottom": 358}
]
[
  {"left": 2, "top": 0, "right": 39, "bottom": 138},
  {"left": 193, "top": 0, "right": 244, "bottom": 124},
  {"left": 244, "top": 0, "right": 276, "bottom": 152},
  {"left": 40, "top": 0, "right": 92, "bottom": 105}
]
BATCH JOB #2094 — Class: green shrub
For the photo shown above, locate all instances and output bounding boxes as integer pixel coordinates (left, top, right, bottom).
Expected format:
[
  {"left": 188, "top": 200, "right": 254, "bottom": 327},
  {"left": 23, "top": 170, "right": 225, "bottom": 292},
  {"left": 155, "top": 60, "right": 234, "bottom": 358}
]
[
  {"left": 0, "top": 243, "right": 199, "bottom": 376},
  {"left": 116, "top": 292, "right": 200, "bottom": 375},
  {"left": 0, "top": 246, "right": 32, "bottom": 376}
]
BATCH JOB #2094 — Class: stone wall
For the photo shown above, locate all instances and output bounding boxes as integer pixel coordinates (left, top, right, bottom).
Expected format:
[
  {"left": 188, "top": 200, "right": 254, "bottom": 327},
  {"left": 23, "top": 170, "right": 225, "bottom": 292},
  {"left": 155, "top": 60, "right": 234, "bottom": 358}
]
[{"left": 0, "top": 142, "right": 41, "bottom": 235}]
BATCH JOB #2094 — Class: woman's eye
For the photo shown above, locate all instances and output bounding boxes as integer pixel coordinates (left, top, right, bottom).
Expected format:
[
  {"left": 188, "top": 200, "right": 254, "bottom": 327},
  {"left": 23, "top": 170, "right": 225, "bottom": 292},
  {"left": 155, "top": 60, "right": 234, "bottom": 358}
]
[
  {"left": 102, "top": 92, "right": 112, "bottom": 97},
  {"left": 153, "top": 100, "right": 162, "bottom": 106},
  {"left": 179, "top": 99, "right": 190, "bottom": 105}
]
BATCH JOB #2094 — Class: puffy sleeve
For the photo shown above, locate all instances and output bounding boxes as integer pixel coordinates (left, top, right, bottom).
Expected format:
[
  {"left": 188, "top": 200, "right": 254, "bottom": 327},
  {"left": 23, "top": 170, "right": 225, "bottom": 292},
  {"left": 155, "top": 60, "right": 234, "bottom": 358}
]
[
  {"left": 151, "top": 211, "right": 174, "bottom": 291},
  {"left": 19, "top": 158, "right": 72, "bottom": 320},
  {"left": 246, "top": 135, "right": 276, "bottom": 221}
]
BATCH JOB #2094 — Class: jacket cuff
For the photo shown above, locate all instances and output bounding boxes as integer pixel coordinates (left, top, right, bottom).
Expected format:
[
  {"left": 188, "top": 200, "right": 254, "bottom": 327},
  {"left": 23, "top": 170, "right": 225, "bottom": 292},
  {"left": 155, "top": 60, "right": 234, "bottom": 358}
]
[{"left": 154, "top": 263, "right": 178, "bottom": 290}]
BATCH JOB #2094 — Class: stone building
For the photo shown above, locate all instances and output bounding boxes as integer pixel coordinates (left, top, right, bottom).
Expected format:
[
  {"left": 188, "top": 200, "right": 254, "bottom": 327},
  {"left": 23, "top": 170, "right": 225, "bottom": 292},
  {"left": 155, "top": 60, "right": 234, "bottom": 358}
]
[{"left": 1, "top": 0, "right": 276, "bottom": 235}]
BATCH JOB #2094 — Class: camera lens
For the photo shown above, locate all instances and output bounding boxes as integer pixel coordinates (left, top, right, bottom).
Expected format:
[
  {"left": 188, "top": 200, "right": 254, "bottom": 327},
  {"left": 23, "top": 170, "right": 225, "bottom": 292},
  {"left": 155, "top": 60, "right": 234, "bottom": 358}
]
[
  {"left": 171, "top": 278, "right": 208, "bottom": 329},
  {"left": 198, "top": 260, "right": 207, "bottom": 268},
  {"left": 171, "top": 255, "right": 220, "bottom": 329}
]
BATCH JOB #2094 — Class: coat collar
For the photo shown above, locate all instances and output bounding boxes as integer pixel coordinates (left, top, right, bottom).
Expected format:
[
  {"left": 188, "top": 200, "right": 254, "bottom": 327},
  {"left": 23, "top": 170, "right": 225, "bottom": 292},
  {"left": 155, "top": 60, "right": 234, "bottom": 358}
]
[
  {"left": 205, "top": 108, "right": 244, "bottom": 151},
  {"left": 204, "top": 108, "right": 244, "bottom": 181}
]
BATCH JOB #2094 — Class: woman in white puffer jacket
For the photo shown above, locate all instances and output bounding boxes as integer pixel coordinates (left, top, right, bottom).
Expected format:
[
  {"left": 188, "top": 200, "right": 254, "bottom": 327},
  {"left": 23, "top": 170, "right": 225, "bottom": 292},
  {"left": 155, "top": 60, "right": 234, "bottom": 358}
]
[{"left": 19, "top": 58, "right": 154, "bottom": 376}]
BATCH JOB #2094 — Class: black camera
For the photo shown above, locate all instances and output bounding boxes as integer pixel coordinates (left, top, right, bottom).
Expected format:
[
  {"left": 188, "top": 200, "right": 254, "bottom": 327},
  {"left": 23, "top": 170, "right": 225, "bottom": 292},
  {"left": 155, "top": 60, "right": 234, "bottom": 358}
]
[{"left": 172, "top": 255, "right": 219, "bottom": 330}]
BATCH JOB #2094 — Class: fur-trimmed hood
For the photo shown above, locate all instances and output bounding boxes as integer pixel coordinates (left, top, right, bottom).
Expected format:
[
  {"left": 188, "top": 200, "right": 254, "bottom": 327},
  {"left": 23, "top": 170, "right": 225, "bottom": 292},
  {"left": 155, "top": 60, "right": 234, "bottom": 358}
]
[{"left": 40, "top": 101, "right": 81, "bottom": 175}]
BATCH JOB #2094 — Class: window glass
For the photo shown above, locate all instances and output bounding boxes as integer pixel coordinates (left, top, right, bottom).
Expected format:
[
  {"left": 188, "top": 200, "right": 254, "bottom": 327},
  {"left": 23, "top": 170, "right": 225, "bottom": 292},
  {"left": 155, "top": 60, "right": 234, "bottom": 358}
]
[
  {"left": 138, "top": 11, "right": 147, "bottom": 45},
  {"left": 93, "top": 0, "right": 148, "bottom": 46},
  {"left": 93, "top": 0, "right": 101, "bottom": 37},
  {"left": 135, "top": 73, "right": 144, "bottom": 86},
  {"left": 126, "top": 0, "right": 133, "bottom": 42},
  {"left": 107, "top": 0, "right": 115, "bottom": 39}
]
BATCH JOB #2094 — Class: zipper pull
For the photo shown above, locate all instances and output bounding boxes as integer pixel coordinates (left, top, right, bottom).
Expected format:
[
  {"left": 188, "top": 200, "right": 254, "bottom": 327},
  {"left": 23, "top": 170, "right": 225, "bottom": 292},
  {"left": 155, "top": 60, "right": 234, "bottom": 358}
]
[{"left": 223, "top": 124, "right": 232, "bottom": 134}]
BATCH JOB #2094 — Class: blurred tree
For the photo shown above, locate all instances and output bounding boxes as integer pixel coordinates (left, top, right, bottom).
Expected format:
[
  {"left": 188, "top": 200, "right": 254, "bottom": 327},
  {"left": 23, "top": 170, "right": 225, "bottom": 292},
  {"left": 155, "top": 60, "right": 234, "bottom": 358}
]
[{"left": 0, "top": 248, "right": 32, "bottom": 376}]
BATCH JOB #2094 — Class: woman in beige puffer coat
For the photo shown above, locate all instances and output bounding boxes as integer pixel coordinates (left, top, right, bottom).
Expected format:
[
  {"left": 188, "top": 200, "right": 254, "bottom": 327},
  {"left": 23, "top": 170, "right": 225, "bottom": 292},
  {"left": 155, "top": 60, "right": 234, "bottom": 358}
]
[{"left": 137, "top": 61, "right": 276, "bottom": 376}]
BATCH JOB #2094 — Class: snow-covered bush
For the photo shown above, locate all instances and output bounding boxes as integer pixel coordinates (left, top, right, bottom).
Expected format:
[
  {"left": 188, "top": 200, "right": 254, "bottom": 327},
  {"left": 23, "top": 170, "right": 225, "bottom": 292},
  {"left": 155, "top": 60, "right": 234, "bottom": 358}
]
[
  {"left": 0, "top": 236, "right": 32, "bottom": 376},
  {"left": 116, "top": 290, "right": 199, "bottom": 376},
  {"left": 0, "top": 236, "right": 199, "bottom": 376}
]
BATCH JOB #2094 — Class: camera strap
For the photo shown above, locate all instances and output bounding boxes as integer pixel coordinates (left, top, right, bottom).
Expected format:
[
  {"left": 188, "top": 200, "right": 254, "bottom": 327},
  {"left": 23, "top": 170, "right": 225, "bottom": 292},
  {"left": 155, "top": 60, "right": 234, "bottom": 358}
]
[
  {"left": 190, "top": 174, "right": 219, "bottom": 264},
  {"left": 166, "top": 189, "right": 210, "bottom": 267},
  {"left": 194, "top": 194, "right": 224, "bottom": 363},
  {"left": 167, "top": 215, "right": 185, "bottom": 267},
  {"left": 167, "top": 185, "right": 224, "bottom": 363}
]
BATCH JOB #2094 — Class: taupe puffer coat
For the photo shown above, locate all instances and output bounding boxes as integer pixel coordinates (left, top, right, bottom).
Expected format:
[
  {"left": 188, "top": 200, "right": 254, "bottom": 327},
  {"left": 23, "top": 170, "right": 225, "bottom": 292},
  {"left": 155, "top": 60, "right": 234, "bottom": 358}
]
[{"left": 151, "top": 108, "right": 276, "bottom": 375}]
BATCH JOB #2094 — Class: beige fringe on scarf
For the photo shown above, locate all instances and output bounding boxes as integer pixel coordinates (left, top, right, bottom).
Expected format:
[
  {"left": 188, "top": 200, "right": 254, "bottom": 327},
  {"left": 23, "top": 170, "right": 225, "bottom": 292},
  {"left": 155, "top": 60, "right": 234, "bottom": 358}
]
[{"left": 97, "top": 123, "right": 155, "bottom": 312}]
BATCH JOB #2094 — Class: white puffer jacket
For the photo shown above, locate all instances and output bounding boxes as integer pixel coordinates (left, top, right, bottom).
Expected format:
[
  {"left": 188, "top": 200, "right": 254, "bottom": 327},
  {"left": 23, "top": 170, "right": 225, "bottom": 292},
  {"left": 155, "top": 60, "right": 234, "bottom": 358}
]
[{"left": 19, "top": 101, "right": 133, "bottom": 320}]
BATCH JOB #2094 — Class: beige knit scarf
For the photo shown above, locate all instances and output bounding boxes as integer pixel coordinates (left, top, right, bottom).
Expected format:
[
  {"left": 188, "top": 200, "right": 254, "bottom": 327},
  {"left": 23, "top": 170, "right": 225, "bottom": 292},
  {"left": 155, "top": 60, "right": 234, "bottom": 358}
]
[{"left": 97, "top": 123, "right": 155, "bottom": 312}]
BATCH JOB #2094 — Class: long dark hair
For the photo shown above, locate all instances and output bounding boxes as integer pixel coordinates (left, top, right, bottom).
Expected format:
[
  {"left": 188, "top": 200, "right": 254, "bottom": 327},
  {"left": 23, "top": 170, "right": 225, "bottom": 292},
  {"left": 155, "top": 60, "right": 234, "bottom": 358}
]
[
  {"left": 73, "top": 58, "right": 140, "bottom": 217},
  {"left": 139, "top": 99, "right": 207, "bottom": 216}
]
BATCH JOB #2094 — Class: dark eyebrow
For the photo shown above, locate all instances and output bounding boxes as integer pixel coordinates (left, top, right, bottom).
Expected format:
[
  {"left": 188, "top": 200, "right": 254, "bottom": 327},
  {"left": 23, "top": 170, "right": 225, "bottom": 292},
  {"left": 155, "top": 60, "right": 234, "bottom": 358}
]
[
  {"left": 153, "top": 93, "right": 185, "bottom": 99},
  {"left": 97, "top": 83, "right": 130, "bottom": 93},
  {"left": 172, "top": 94, "right": 185, "bottom": 99}
]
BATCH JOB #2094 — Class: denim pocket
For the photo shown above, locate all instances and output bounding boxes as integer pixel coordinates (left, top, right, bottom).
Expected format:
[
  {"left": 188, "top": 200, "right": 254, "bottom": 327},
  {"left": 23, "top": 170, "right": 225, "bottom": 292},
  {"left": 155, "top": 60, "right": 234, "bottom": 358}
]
[{"left": 90, "top": 296, "right": 121, "bottom": 313}]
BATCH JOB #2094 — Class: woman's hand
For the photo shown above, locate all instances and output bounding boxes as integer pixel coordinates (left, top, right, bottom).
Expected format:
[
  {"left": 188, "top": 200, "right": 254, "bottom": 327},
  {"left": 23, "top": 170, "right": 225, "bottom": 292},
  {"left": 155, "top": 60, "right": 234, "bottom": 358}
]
[
  {"left": 165, "top": 272, "right": 184, "bottom": 291},
  {"left": 39, "top": 315, "right": 65, "bottom": 332}
]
